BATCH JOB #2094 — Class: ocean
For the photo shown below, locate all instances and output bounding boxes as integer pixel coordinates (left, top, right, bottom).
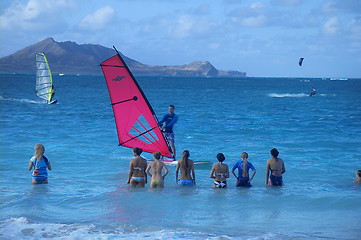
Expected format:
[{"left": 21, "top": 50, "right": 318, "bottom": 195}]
[{"left": 1, "top": 73, "right": 360, "bottom": 239}]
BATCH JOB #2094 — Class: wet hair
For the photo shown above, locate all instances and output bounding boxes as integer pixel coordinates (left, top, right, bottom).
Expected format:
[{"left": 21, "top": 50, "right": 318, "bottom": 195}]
[
  {"left": 357, "top": 170, "right": 361, "bottom": 178},
  {"left": 133, "top": 147, "right": 143, "bottom": 156},
  {"left": 241, "top": 152, "right": 249, "bottom": 178},
  {"left": 169, "top": 105, "right": 175, "bottom": 109},
  {"left": 217, "top": 153, "right": 225, "bottom": 162},
  {"left": 271, "top": 148, "right": 279, "bottom": 158},
  {"left": 153, "top": 151, "right": 161, "bottom": 160},
  {"left": 179, "top": 150, "right": 190, "bottom": 169},
  {"left": 34, "top": 144, "right": 45, "bottom": 160}
]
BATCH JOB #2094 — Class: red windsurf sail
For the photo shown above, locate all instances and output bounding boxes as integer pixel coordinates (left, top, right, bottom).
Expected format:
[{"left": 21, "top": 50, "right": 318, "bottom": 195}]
[{"left": 101, "top": 48, "right": 172, "bottom": 158}]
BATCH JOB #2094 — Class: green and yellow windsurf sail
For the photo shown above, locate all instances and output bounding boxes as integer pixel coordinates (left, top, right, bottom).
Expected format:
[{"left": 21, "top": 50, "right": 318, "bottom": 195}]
[{"left": 35, "top": 53, "right": 55, "bottom": 103}]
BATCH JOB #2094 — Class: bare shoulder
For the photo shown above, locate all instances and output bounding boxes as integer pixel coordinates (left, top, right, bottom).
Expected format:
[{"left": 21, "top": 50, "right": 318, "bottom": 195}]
[{"left": 129, "top": 158, "right": 136, "bottom": 165}]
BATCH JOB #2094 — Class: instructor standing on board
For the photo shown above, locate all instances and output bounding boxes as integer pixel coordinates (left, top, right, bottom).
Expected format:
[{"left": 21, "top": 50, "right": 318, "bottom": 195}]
[{"left": 159, "top": 105, "right": 178, "bottom": 160}]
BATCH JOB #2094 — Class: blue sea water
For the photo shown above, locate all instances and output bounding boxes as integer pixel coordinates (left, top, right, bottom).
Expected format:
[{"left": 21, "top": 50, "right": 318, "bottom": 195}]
[{"left": 1, "top": 73, "right": 361, "bottom": 239}]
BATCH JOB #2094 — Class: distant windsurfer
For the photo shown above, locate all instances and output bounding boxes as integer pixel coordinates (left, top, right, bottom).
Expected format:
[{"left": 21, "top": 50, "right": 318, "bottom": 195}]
[
  {"left": 309, "top": 87, "right": 316, "bottom": 96},
  {"left": 159, "top": 105, "right": 178, "bottom": 160}
]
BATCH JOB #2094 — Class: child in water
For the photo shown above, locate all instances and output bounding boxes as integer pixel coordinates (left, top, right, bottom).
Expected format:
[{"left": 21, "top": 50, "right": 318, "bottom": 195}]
[
  {"left": 353, "top": 170, "right": 361, "bottom": 184},
  {"left": 28, "top": 144, "right": 52, "bottom": 184}
]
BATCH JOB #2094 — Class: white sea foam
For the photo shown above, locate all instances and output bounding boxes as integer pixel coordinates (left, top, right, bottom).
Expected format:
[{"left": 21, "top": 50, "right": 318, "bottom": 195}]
[
  {"left": 1, "top": 217, "right": 317, "bottom": 239},
  {"left": 0, "top": 217, "right": 240, "bottom": 240},
  {"left": 0, "top": 96, "right": 44, "bottom": 104},
  {"left": 268, "top": 93, "right": 309, "bottom": 98}
]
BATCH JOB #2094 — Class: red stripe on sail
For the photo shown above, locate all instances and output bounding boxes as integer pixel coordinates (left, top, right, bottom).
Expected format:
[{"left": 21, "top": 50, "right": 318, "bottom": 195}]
[{"left": 101, "top": 54, "right": 171, "bottom": 158}]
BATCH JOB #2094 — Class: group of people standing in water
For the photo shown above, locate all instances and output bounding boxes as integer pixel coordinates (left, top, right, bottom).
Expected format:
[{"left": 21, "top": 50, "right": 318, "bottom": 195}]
[
  {"left": 28, "top": 143, "right": 361, "bottom": 186},
  {"left": 127, "top": 147, "right": 286, "bottom": 189}
]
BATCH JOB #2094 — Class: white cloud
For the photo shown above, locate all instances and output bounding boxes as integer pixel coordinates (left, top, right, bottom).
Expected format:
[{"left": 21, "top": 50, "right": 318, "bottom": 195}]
[
  {"left": 250, "top": 2, "right": 265, "bottom": 9},
  {"left": 208, "top": 43, "right": 220, "bottom": 49},
  {"left": 173, "top": 15, "right": 195, "bottom": 38},
  {"left": 320, "top": 1, "right": 338, "bottom": 13},
  {"left": 239, "top": 49, "right": 261, "bottom": 55},
  {"left": 271, "top": 0, "right": 302, "bottom": 6},
  {"left": 228, "top": 2, "right": 271, "bottom": 28},
  {"left": 0, "top": 0, "right": 74, "bottom": 31},
  {"left": 241, "top": 15, "right": 267, "bottom": 27},
  {"left": 167, "top": 15, "right": 217, "bottom": 39},
  {"left": 322, "top": 17, "right": 340, "bottom": 35},
  {"left": 347, "top": 16, "right": 361, "bottom": 42},
  {"left": 79, "top": 6, "right": 115, "bottom": 31}
]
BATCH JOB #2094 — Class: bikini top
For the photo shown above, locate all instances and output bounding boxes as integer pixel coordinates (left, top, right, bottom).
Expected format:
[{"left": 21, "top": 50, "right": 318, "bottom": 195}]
[{"left": 270, "top": 158, "right": 282, "bottom": 174}]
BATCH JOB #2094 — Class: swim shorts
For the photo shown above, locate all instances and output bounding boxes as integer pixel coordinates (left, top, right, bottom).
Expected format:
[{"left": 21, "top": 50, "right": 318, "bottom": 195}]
[{"left": 164, "top": 132, "right": 175, "bottom": 143}]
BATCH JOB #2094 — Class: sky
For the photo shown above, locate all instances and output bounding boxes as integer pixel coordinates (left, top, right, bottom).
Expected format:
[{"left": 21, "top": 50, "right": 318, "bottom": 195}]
[{"left": 1, "top": 0, "right": 360, "bottom": 78}]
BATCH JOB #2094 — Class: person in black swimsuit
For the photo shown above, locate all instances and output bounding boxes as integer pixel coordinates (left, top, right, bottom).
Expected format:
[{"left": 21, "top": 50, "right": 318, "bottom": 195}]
[{"left": 266, "top": 148, "right": 286, "bottom": 186}]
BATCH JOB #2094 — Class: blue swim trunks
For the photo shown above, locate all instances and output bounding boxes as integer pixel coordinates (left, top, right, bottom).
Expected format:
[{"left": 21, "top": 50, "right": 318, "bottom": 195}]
[
  {"left": 178, "top": 179, "right": 193, "bottom": 186},
  {"left": 164, "top": 132, "right": 175, "bottom": 143}
]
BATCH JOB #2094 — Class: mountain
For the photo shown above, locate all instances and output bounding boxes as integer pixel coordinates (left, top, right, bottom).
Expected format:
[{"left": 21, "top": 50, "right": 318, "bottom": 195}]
[{"left": 0, "top": 38, "right": 246, "bottom": 77}]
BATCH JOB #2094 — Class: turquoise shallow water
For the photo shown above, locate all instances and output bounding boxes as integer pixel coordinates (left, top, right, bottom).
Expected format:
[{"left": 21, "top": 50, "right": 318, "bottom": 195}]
[{"left": 1, "top": 73, "right": 361, "bottom": 239}]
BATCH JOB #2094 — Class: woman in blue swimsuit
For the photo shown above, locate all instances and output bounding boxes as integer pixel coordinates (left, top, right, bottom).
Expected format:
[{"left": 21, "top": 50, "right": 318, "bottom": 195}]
[
  {"left": 127, "top": 147, "right": 148, "bottom": 187},
  {"left": 210, "top": 153, "right": 229, "bottom": 188},
  {"left": 231, "top": 152, "right": 256, "bottom": 187},
  {"left": 266, "top": 148, "right": 286, "bottom": 186},
  {"left": 176, "top": 150, "right": 196, "bottom": 186},
  {"left": 28, "top": 144, "right": 52, "bottom": 184}
]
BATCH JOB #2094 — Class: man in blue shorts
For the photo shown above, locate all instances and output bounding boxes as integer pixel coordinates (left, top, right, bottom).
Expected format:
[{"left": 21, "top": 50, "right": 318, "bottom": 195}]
[{"left": 159, "top": 105, "right": 178, "bottom": 160}]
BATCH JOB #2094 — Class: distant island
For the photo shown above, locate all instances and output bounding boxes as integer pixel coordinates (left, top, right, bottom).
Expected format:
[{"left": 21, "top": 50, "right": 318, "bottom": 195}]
[{"left": 0, "top": 38, "right": 246, "bottom": 77}]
